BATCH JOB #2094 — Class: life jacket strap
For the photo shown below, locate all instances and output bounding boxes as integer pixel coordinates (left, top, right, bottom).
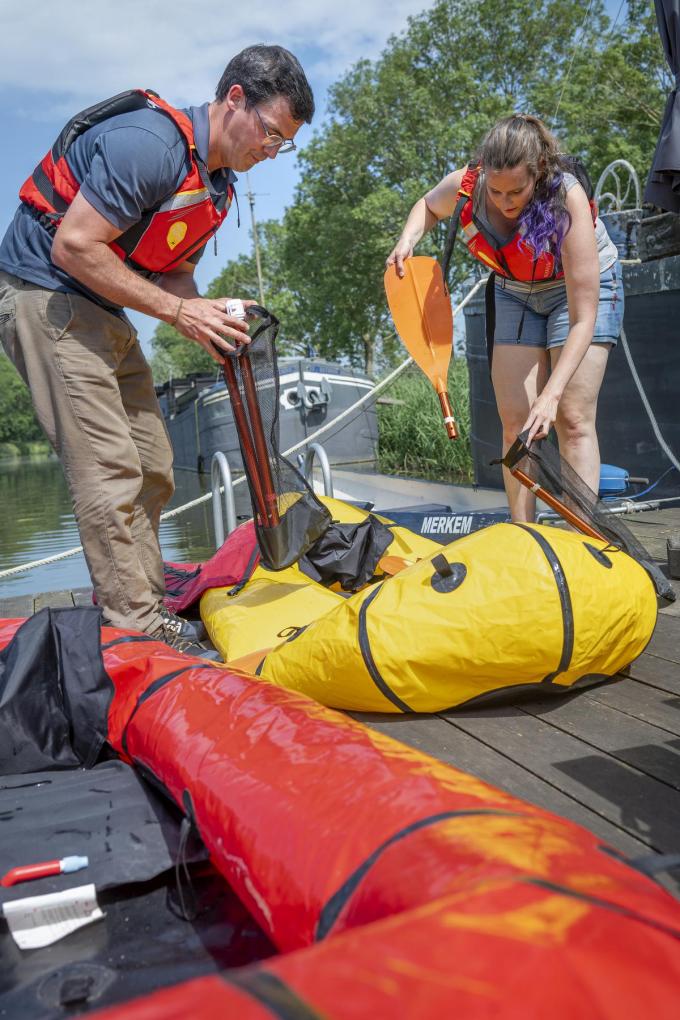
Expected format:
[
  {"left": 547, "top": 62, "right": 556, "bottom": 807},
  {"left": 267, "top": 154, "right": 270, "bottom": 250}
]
[{"left": 441, "top": 162, "right": 481, "bottom": 285}]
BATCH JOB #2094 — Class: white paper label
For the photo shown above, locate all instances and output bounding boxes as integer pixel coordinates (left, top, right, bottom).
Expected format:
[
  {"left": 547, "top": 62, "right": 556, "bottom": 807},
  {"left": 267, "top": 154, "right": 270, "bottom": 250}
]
[{"left": 2, "top": 883, "right": 104, "bottom": 949}]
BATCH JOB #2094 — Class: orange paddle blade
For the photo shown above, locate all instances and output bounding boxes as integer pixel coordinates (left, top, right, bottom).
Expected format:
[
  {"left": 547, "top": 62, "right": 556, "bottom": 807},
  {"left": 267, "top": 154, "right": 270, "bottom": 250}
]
[{"left": 384, "top": 256, "right": 457, "bottom": 439}]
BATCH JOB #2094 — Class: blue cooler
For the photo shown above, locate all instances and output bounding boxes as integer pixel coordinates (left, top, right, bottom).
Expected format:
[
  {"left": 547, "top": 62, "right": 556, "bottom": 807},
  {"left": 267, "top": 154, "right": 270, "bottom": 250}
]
[{"left": 599, "top": 464, "right": 630, "bottom": 497}]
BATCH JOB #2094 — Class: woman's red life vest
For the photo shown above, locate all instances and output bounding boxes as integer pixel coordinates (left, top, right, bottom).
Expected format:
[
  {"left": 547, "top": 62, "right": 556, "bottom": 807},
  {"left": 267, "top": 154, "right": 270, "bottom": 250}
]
[
  {"left": 450, "top": 163, "right": 596, "bottom": 283},
  {"left": 19, "top": 89, "right": 234, "bottom": 276}
]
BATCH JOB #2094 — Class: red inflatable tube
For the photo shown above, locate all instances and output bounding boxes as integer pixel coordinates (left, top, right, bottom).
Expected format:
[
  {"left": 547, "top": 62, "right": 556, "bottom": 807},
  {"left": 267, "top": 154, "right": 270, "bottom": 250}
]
[
  {"left": 92, "top": 880, "right": 680, "bottom": 1019},
  {"left": 92, "top": 627, "right": 680, "bottom": 955},
  {"left": 4, "top": 615, "right": 680, "bottom": 1018}
]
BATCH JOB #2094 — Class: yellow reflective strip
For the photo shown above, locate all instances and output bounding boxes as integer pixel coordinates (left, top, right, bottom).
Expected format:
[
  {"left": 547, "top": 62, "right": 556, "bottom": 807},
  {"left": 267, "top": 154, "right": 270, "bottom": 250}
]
[{"left": 475, "top": 250, "right": 504, "bottom": 273}]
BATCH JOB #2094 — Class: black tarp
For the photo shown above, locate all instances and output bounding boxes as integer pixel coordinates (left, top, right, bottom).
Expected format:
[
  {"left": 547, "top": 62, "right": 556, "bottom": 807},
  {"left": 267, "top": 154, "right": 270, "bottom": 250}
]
[
  {"left": 0, "top": 608, "right": 112, "bottom": 775},
  {"left": 0, "top": 761, "right": 207, "bottom": 903},
  {"left": 645, "top": 0, "right": 680, "bottom": 211}
]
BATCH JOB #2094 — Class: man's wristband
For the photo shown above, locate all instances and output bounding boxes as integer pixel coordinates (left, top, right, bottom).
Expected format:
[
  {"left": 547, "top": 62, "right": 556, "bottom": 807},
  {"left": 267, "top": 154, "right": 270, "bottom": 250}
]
[{"left": 172, "top": 298, "right": 184, "bottom": 327}]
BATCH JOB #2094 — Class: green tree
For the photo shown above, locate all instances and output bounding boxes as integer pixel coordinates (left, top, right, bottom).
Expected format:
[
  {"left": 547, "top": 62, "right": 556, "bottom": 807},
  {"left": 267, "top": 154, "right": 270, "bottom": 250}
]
[
  {"left": 151, "top": 0, "right": 668, "bottom": 381},
  {"left": 0, "top": 354, "right": 43, "bottom": 445},
  {"left": 279, "top": 0, "right": 667, "bottom": 372}
]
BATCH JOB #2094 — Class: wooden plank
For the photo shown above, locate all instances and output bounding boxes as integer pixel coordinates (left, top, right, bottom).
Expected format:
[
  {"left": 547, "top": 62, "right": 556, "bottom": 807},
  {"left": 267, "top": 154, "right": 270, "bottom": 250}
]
[
  {"left": 32, "top": 590, "right": 76, "bottom": 613},
  {"left": 588, "top": 679, "right": 680, "bottom": 738},
  {"left": 352, "top": 712, "right": 652, "bottom": 859},
  {"left": 437, "top": 704, "right": 680, "bottom": 855},
  {"left": 0, "top": 594, "right": 34, "bottom": 618},
  {"left": 71, "top": 588, "right": 94, "bottom": 608},
  {"left": 627, "top": 510, "right": 680, "bottom": 583},
  {"left": 644, "top": 613, "right": 680, "bottom": 664},
  {"left": 623, "top": 653, "right": 680, "bottom": 697},
  {"left": 520, "top": 688, "right": 680, "bottom": 790}
]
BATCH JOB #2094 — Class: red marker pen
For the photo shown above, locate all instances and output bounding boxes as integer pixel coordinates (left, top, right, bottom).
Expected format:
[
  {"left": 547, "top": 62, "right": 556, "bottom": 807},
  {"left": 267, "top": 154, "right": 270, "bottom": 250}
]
[{"left": 1, "top": 855, "right": 89, "bottom": 887}]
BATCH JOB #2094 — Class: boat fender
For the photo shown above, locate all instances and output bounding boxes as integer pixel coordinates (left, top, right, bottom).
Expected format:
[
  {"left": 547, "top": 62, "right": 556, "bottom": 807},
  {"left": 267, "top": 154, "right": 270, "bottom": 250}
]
[{"left": 430, "top": 554, "right": 467, "bottom": 594}]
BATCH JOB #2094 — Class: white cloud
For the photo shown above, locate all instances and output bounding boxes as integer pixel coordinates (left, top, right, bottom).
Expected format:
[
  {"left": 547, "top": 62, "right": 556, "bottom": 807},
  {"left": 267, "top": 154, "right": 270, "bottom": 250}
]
[{"left": 0, "top": 0, "right": 429, "bottom": 115}]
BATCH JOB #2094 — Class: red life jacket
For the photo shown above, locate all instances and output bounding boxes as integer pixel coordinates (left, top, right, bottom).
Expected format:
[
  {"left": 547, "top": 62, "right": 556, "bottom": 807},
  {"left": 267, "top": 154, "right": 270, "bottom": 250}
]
[
  {"left": 19, "top": 89, "right": 234, "bottom": 276},
  {"left": 443, "top": 163, "right": 597, "bottom": 284}
]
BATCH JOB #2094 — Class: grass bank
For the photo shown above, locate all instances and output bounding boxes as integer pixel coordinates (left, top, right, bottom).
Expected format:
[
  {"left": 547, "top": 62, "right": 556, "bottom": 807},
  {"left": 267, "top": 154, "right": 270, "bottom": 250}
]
[
  {"left": 0, "top": 440, "right": 52, "bottom": 462},
  {"left": 377, "top": 359, "right": 473, "bottom": 484}
]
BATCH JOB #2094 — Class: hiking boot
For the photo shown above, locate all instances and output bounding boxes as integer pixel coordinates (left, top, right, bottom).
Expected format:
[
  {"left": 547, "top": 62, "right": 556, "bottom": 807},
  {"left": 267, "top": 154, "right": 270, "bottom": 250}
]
[
  {"left": 158, "top": 606, "right": 207, "bottom": 644},
  {"left": 149, "top": 618, "right": 221, "bottom": 661}
]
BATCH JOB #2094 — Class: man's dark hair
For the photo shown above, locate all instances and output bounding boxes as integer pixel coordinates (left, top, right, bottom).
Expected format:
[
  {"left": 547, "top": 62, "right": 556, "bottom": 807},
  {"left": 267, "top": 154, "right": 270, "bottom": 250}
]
[{"left": 216, "top": 45, "right": 314, "bottom": 124}]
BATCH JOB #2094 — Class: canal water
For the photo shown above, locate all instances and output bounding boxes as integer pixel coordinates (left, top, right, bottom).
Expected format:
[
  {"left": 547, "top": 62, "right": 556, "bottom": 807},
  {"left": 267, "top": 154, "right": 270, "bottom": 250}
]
[{"left": 0, "top": 456, "right": 254, "bottom": 599}]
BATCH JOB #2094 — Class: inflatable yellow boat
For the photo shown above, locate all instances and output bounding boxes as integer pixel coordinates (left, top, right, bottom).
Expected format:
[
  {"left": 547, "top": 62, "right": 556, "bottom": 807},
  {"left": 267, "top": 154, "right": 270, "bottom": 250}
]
[{"left": 201, "top": 497, "right": 657, "bottom": 712}]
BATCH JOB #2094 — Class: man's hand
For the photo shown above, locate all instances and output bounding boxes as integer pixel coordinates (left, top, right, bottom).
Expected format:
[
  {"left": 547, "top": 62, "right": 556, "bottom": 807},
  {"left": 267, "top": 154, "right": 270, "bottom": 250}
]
[{"left": 173, "top": 297, "right": 257, "bottom": 363}]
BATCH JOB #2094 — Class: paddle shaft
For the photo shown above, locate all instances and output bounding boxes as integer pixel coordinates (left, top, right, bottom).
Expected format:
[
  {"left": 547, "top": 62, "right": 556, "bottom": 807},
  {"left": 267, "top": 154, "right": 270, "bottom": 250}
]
[
  {"left": 221, "top": 358, "right": 269, "bottom": 524},
  {"left": 511, "top": 467, "right": 609, "bottom": 541},
  {"left": 437, "top": 390, "right": 458, "bottom": 440},
  {"left": 239, "top": 357, "right": 280, "bottom": 526}
]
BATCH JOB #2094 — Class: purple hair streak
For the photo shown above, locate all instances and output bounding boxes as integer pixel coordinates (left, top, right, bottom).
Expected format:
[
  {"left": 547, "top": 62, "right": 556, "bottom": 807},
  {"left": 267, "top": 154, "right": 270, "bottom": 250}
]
[{"left": 518, "top": 170, "right": 571, "bottom": 260}]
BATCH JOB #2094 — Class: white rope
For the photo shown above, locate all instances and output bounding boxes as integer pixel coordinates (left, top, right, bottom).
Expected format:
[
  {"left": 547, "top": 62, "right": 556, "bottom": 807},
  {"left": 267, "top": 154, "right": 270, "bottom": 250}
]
[
  {"left": 551, "top": 0, "right": 596, "bottom": 125},
  {"left": 0, "top": 543, "right": 87, "bottom": 579},
  {"left": 0, "top": 277, "right": 487, "bottom": 581}
]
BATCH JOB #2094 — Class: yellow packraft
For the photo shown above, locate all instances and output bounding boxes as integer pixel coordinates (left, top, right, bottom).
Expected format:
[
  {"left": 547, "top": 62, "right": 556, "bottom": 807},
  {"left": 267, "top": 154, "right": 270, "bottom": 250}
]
[{"left": 201, "top": 501, "right": 657, "bottom": 712}]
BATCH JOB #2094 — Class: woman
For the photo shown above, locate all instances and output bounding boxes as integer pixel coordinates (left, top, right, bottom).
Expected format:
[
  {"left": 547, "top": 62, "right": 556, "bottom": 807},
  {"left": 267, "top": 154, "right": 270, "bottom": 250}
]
[{"left": 386, "top": 114, "right": 623, "bottom": 522}]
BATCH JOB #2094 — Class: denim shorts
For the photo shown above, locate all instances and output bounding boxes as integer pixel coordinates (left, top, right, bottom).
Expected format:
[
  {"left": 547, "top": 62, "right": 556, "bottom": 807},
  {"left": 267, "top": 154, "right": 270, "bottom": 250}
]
[{"left": 493, "top": 262, "right": 624, "bottom": 349}]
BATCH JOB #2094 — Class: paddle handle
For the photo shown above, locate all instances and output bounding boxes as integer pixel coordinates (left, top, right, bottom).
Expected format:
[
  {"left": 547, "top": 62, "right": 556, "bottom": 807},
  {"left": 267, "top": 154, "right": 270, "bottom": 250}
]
[{"left": 437, "top": 390, "right": 458, "bottom": 440}]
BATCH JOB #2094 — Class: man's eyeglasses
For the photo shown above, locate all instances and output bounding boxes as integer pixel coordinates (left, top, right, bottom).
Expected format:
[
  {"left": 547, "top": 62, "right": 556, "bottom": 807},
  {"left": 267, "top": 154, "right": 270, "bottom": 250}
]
[{"left": 251, "top": 105, "right": 296, "bottom": 155}]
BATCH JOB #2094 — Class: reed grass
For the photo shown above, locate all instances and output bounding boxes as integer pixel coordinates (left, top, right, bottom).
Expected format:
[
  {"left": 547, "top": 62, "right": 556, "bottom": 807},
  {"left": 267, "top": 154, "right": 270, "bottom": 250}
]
[{"left": 377, "top": 359, "right": 473, "bottom": 483}]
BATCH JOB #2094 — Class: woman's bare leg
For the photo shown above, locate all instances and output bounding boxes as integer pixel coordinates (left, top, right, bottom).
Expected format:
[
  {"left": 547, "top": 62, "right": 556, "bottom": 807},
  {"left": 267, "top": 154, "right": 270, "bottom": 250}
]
[
  {"left": 491, "top": 343, "right": 549, "bottom": 521},
  {"left": 551, "top": 343, "right": 611, "bottom": 494}
]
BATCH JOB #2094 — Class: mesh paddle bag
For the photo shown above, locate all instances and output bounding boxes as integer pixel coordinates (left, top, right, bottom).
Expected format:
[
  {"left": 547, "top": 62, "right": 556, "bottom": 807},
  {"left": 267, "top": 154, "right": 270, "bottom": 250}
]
[
  {"left": 500, "top": 433, "right": 675, "bottom": 602},
  {"left": 223, "top": 306, "right": 331, "bottom": 570}
]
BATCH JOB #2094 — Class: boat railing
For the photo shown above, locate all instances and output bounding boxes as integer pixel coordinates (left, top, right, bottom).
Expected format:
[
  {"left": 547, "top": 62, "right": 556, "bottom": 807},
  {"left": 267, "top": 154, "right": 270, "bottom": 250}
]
[
  {"left": 594, "top": 159, "right": 641, "bottom": 212},
  {"left": 211, "top": 451, "right": 237, "bottom": 546},
  {"left": 298, "top": 442, "right": 335, "bottom": 498}
]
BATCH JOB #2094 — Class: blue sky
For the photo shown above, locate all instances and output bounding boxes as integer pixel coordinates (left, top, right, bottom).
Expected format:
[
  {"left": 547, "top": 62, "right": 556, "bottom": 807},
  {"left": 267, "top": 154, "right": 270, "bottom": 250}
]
[
  {"left": 0, "top": 0, "right": 431, "bottom": 353},
  {"left": 0, "top": 0, "right": 634, "bottom": 355}
]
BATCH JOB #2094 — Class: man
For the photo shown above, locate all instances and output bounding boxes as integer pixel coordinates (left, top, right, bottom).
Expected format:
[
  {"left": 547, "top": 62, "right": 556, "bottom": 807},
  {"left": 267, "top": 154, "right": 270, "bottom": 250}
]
[{"left": 0, "top": 45, "right": 314, "bottom": 655}]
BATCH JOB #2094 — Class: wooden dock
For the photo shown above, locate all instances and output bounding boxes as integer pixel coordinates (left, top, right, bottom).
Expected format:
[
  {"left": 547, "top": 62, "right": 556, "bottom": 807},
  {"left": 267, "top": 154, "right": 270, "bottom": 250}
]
[{"left": 2, "top": 505, "right": 679, "bottom": 894}]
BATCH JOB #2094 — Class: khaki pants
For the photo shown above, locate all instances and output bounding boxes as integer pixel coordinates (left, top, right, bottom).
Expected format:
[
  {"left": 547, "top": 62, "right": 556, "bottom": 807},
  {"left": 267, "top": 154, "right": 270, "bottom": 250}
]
[{"left": 0, "top": 271, "right": 174, "bottom": 633}]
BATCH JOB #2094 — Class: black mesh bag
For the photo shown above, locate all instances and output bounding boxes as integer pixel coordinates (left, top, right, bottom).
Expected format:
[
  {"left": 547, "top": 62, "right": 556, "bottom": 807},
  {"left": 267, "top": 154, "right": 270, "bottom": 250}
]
[
  {"left": 500, "top": 432, "right": 675, "bottom": 602},
  {"left": 223, "top": 306, "right": 331, "bottom": 570}
]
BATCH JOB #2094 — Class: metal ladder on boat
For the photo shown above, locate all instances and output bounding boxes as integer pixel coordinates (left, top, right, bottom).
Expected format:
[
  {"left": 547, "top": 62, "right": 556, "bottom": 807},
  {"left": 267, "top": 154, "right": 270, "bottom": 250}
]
[{"left": 211, "top": 443, "right": 335, "bottom": 548}]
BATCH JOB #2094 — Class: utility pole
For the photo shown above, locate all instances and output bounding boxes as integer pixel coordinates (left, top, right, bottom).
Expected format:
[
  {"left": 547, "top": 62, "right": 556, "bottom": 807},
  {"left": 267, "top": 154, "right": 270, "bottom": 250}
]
[{"left": 246, "top": 173, "right": 266, "bottom": 306}]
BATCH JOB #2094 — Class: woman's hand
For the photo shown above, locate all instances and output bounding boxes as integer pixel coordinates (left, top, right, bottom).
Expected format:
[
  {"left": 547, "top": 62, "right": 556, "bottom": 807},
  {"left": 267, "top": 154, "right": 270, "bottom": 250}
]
[
  {"left": 522, "top": 388, "right": 560, "bottom": 445},
  {"left": 385, "top": 238, "right": 415, "bottom": 278}
]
